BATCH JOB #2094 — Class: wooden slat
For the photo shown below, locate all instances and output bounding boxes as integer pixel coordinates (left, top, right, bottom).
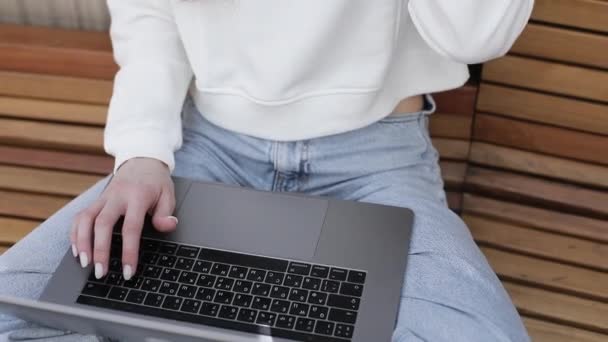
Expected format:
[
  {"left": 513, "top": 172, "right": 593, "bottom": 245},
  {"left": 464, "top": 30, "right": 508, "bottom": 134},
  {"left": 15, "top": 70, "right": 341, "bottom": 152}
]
[
  {"left": 0, "top": 189, "right": 70, "bottom": 220},
  {"left": 446, "top": 191, "right": 462, "bottom": 212},
  {"left": 474, "top": 114, "right": 608, "bottom": 166},
  {"left": 466, "top": 167, "right": 608, "bottom": 219},
  {"left": 481, "top": 246, "right": 608, "bottom": 301},
  {"left": 512, "top": 23, "right": 608, "bottom": 69},
  {"left": 440, "top": 161, "right": 466, "bottom": 188},
  {"left": 476, "top": 83, "right": 608, "bottom": 135},
  {"left": 0, "top": 96, "right": 107, "bottom": 125},
  {"left": 0, "top": 71, "right": 112, "bottom": 105},
  {"left": 505, "top": 282, "right": 608, "bottom": 334},
  {"left": 532, "top": 0, "right": 608, "bottom": 33},
  {"left": 524, "top": 317, "right": 608, "bottom": 342},
  {"left": 433, "top": 85, "right": 477, "bottom": 116},
  {"left": 465, "top": 214, "right": 607, "bottom": 272},
  {"left": 429, "top": 113, "right": 472, "bottom": 139},
  {"left": 0, "top": 245, "right": 8, "bottom": 255},
  {"left": 0, "top": 118, "right": 104, "bottom": 153},
  {"left": 469, "top": 142, "right": 608, "bottom": 189},
  {"left": 432, "top": 138, "right": 470, "bottom": 161},
  {"left": 0, "top": 24, "right": 116, "bottom": 79},
  {"left": 462, "top": 194, "right": 608, "bottom": 243},
  {"left": 483, "top": 55, "right": 608, "bottom": 103},
  {"left": 0, "top": 217, "right": 39, "bottom": 244},
  {"left": 0, "top": 165, "right": 102, "bottom": 197},
  {"left": 0, "top": 146, "right": 112, "bottom": 175}
]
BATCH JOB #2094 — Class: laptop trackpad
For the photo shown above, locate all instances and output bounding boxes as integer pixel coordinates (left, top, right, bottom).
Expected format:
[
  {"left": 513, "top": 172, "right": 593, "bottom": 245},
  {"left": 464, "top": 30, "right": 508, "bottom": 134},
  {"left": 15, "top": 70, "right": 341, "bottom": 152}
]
[{"left": 174, "top": 183, "right": 328, "bottom": 261}]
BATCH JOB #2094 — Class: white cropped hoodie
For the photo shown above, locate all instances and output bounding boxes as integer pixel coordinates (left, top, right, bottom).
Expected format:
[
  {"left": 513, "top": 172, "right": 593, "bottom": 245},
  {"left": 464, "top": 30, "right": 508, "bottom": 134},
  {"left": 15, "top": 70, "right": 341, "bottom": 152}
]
[{"left": 105, "top": 0, "right": 534, "bottom": 171}]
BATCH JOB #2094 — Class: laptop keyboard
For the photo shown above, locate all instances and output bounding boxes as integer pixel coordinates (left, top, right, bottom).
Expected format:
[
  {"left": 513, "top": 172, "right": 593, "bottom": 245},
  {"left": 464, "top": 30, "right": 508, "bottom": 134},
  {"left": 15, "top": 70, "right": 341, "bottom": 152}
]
[{"left": 77, "top": 233, "right": 367, "bottom": 341}]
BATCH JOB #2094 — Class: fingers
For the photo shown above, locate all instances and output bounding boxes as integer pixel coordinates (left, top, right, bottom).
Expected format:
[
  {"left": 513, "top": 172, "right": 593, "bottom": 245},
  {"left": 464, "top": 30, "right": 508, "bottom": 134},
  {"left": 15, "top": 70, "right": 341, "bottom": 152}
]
[
  {"left": 121, "top": 200, "right": 148, "bottom": 280},
  {"left": 152, "top": 185, "right": 178, "bottom": 232},
  {"left": 92, "top": 200, "right": 125, "bottom": 279},
  {"left": 73, "top": 200, "right": 105, "bottom": 269}
]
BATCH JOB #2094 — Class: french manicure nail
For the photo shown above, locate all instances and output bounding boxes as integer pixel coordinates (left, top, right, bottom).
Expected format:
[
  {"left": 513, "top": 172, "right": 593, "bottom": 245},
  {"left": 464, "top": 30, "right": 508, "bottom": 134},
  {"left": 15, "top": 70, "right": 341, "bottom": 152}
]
[
  {"left": 71, "top": 244, "right": 78, "bottom": 258},
  {"left": 95, "top": 263, "right": 104, "bottom": 279},
  {"left": 168, "top": 216, "right": 178, "bottom": 224},
  {"left": 123, "top": 265, "right": 133, "bottom": 281},
  {"left": 79, "top": 252, "right": 89, "bottom": 268}
]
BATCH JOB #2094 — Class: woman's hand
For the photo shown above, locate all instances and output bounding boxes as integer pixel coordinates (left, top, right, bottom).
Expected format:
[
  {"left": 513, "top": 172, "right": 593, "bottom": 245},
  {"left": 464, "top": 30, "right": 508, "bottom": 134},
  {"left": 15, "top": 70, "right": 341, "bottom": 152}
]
[{"left": 70, "top": 157, "right": 178, "bottom": 280}]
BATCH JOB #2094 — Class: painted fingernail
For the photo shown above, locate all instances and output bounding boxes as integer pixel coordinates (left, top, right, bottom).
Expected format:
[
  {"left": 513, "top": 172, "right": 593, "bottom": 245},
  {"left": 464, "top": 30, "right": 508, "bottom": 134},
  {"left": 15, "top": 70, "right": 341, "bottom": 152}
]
[
  {"left": 168, "top": 216, "right": 178, "bottom": 224},
  {"left": 79, "top": 252, "right": 89, "bottom": 268},
  {"left": 71, "top": 244, "right": 78, "bottom": 258},
  {"left": 95, "top": 263, "right": 104, "bottom": 279},
  {"left": 123, "top": 265, "right": 133, "bottom": 281}
]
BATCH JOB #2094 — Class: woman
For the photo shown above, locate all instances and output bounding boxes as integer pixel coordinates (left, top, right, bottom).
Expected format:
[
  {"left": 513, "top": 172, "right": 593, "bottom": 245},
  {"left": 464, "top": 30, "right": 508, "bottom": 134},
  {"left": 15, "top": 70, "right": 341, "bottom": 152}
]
[{"left": 0, "top": 0, "right": 534, "bottom": 340}]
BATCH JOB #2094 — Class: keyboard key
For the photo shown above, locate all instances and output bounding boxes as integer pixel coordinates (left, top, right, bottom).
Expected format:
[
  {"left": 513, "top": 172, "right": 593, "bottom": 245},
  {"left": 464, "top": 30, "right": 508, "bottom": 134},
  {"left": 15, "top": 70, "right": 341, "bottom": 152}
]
[
  {"left": 321, "top": 280, "right": 340, "bottom": 293},
  {"left": 283, "top": 274, "right": 303, "bottom": 288},
  {"left": 340, "top": 282, "right": 364, "bottom": 297},
  {"left": 82, "top": 283, "right": 110, "bottom": 298},
  {"left": 123, "top": 276, "right": 143, "bottom": 289},
  {"left": 109, "top": 258, "right": 121, "bottom": 272},
  {"left": 287, "top": 262, "right": 311, "bottom": 276},
  {"left": 214, "top": 277, "right": 234, "bottom": 291},
  {"left": 213, "top": 290, "right": 234, "bottom": 305},
  {"left": 180, "top": 299, "right": 202, "bottom": 314},
  {"left": 295, "top": 317, "right": 315, "bottom": 332},
  {"left": 328, "top": 308, "right": 357, "bottom": 324},
  {"left": 210, "top": 263, "right": 230, "bottom": 277},
  {"left": 162, "top": 296, "right": 183, "bottom": 310},
  {"left": 125, "top": 290, "right": 146, "bottom": 304},
  {"left": 236, "top": 308, "right": 257, "bottom": 323},
  {"left": 178, "top": 271, "right": 198, "bottom": 285},
  {"left": 310, "top": 265, "right": 329, "bottom": 278},
  {"left": 265, "top": 271, "right": 285, "bottom": 285},
  {"left": 141, "top": 253, "right": 158, "bottom": 265},
  {"left": 200, "top": 302, "right": 220, "bottom": 317},
  {"left": 159, "top": 281, "right": 179, "bottom": 296},
  {"left": 195, "top": 288, "right": 216, "bottom": 301},
  {"left": 233, "top": 280, "right": 252, "bottom": 294},
  {"left": 141, "top": 239, "right": 160, "bottom": 252},
  {"left": 198, "top": 248, "right": 287, "bottom": 273},
  {"left": 177, "top": 245, "right": 199, "bottom": 258},
  {"left": 175, "top": 257, "right": 195, "bottom": 271},
  {"left": 246, "top": 269, "right": 266, "bottom": 282},
  {"left": 334, "top": 323, "right": 354, "bottom": 338},
  {"left": 143, "top": 265, "right": 162, "bottom": 279},
  {"left": 106, "top": 272, "right": 123, "bottom": 286},
  {"left": 329, "top": 268, "right": 347, "bottom": 281},
  {"left": 218, "top": 305, "right": 238, "bottom": 320},
  {"left": 108, "top": 287, "right": 128, "bottom": 301},
  {"left": 256, "top": 311, "right": 276, "bottom": 326},
  {"left": 141, "top": 278, "right": 161, "bottom": 292},
  {"left": 270, "top": 286, "right": 290, "bottom": 299},
  {"left": 276, "top": 314, "right": 296, "bottom": 329},
  {"left": 157, "top": 255, "right": 176, "bottom": 268},
  {"left": 315, "top": 321, "right": 335, "bottom": 336},
  {"left": 144, "top": 293, "right": 165, "bottom": 307},
  {"left": 347, "top": 270, "right": 366, "bottom": 284},
  {"left": 270, "top": 299, "right": 290, "bottom": 314},
  {"left": 193, "top": 260, "right": 212, "bottom": 273},
  {"left": 251, "top": 296, "right": 271, "bottom": 311},
  {"left": 177, "top": 284, "right": 197, "bottom": 298},
  {"left": 328, "top": 294, "right": 360, "bottom": 310},
  {"left": 302, "top": 277, "right": 321, "bottom": 291},
  {"left": 159, "top": 242, "right": 177, "bottom": 255},
  {"left": 288, "top": 289, "right": 307, "bottom": 303},
  {"left": 308, "top": 291, "right": 327, "bottom": 305},
  {"left": 229, "top": 266, "right": 248, "bottom": 279},
  {"left": 289, "top": 302, "right": 309, "bottom": 317},
  {"left": 233, "top": 294, "right": 253, "bottom": 307},
  {"left": 251, "top": 283, "right": 271, "bottom": 296},
  {"left": 88, "top": 271, "right": 105, "bottom": 283},
  {"left": 309, "top": 305, "right": 328, "bottom": 320},
  {"left": 197, "top": 274, "right": 216, "bottom": 288},
  {"left": 160, "top": 268, "right": 180, "bottom": 282}
]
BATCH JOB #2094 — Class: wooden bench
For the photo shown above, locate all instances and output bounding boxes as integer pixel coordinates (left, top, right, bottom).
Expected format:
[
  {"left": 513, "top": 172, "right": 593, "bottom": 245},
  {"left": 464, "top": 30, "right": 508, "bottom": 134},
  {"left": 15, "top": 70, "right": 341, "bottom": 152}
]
[{"left": 1, "top": 0, "right": 607, "bottom": 338}]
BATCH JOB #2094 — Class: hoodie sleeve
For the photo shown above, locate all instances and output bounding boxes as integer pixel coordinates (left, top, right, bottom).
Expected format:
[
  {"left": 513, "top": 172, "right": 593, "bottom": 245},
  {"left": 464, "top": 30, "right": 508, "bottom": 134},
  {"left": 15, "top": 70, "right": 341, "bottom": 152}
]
[
  {"left": 408, "top": 0, "right": 534, "bottom": 64},
  {"left": 104, "top": 0, "right": 193, "bottom": 173}
]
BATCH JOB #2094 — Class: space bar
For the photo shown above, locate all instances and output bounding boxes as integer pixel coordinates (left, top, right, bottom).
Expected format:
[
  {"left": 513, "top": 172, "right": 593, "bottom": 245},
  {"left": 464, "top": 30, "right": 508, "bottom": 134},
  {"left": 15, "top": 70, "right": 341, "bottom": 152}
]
[
  {"left": 77, "top": 295, "right": 345, "bottom": 342},
  {"left": 198, "top": 247, "right": 289, "bottom": 273}
]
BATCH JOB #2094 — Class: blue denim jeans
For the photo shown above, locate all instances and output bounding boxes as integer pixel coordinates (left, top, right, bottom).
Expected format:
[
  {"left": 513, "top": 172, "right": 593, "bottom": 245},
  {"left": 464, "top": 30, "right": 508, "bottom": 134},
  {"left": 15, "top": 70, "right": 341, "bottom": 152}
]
[{"left": 0, "top": 96, "right": 529, "bottom": 341}]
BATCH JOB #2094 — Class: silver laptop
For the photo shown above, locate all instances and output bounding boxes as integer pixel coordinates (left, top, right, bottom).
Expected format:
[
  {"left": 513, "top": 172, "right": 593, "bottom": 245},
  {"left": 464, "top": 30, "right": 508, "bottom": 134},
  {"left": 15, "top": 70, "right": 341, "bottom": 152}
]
[{"left": 0, "top": 176, "right": 413, "bottom": 341}]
